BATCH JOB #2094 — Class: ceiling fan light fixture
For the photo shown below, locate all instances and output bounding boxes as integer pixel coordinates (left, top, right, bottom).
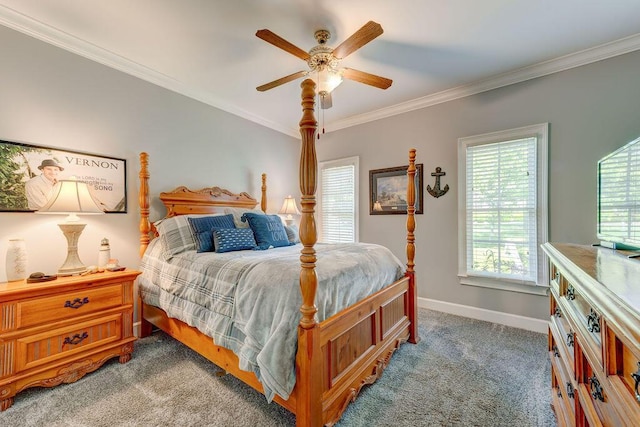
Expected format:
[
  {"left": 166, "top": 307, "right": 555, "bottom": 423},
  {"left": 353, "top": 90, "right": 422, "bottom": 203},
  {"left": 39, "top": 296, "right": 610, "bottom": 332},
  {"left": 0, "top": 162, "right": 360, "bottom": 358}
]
[{"left": 316, "top": 67, "right": 343, "bottom": 94}]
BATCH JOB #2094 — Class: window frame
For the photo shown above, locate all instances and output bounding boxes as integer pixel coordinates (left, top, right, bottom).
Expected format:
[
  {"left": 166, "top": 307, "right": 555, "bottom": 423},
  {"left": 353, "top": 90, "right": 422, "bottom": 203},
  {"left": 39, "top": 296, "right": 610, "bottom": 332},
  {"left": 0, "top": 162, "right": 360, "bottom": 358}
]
[
  {"left": 457, "top": 123, "right": 549, "bottom": 295},
  {"left": 318, "top": 156, "right": 360, "bottom": 243}
]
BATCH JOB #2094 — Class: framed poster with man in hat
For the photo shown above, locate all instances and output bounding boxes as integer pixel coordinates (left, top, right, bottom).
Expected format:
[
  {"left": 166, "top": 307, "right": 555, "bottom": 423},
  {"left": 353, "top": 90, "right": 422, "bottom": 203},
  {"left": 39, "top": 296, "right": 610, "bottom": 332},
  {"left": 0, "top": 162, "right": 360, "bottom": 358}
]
[{"left": 0, "top": 139, "right": 126, "bottom": 212}]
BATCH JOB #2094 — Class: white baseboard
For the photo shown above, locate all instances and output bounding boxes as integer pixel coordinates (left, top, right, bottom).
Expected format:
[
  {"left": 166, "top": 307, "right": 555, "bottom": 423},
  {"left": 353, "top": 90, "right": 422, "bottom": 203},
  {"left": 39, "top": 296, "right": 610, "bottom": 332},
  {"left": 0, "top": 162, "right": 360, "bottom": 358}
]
[
  {"left": 134, "top": 321, "right": 141, "bottom": 338},
  {"left": 418, "top": 297, "right": 548, "bottom": 334}
]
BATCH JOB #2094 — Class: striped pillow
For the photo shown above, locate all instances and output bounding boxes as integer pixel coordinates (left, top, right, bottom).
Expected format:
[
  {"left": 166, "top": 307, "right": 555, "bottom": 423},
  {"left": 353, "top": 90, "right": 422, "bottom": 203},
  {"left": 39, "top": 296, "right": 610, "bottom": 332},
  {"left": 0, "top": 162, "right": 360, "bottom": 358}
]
[
  {"left": 188, "top": 214, "right": 235, "bottom": 252},
  {"left": 155, "top": 215, "right": 196, "bottom": 260}
]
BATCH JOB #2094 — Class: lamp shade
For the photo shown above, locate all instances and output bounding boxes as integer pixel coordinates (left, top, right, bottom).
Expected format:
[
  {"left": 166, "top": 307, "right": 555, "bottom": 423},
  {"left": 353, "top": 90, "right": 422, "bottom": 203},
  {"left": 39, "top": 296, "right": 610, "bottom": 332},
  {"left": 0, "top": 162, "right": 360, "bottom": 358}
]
[
  {"left": 36, "top": 178, "right": 104, "bottom": 216},
  {"left": 35, "top": 178, "right": 104, "bottom": 276},
  {"left": 279, "top": 195, "right": 301, "bottom": 216},
  {"left": 316, "top": 68, "right": 343, "bottom": 94}
]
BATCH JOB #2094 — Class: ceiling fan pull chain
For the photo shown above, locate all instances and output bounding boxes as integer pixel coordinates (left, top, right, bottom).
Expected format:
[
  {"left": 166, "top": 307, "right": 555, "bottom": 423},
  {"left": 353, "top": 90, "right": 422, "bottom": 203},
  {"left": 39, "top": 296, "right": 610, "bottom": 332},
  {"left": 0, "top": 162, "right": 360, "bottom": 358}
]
[{"left": 316, "top": 91, "right": 321, "bottom": 140}]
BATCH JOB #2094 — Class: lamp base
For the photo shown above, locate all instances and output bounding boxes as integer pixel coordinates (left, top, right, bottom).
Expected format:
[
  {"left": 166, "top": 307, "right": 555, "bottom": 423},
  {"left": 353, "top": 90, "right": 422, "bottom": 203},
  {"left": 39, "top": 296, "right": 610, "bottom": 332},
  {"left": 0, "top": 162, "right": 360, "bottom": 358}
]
[{"left": 57, "top": 223, "right": 87, "bottom": 276}]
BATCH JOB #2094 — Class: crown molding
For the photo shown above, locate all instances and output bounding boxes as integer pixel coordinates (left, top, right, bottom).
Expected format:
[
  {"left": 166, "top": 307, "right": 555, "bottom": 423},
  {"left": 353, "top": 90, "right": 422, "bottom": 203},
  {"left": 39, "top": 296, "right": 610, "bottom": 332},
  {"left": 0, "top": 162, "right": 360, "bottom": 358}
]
[
  {"left": 1, "top": 5, "right": 638, "bottom": 138},
  {"left": 329, "top": 32, "right": 640, "bottom": 132}
]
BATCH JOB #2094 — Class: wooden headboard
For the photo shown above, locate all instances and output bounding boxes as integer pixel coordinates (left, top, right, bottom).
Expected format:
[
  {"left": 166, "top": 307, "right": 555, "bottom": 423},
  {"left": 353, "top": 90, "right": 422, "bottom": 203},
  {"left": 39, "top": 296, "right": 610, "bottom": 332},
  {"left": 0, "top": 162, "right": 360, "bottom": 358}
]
[{"left": 138, "top": 156, "right": 268, "bottom": 256}]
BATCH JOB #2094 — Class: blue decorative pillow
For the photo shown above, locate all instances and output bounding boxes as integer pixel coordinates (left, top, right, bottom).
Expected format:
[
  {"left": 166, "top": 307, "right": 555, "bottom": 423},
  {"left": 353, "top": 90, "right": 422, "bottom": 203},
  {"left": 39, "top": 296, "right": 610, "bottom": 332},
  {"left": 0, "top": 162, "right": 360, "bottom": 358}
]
[
  {"left": 212, "top": 228, "right": 256, "bottom": 253},
  {"left": 242, "top": 212, "right": 292, "bottom": 250},
  {"left": 188, "top": 214, "right": 235, "bottom": 252}
]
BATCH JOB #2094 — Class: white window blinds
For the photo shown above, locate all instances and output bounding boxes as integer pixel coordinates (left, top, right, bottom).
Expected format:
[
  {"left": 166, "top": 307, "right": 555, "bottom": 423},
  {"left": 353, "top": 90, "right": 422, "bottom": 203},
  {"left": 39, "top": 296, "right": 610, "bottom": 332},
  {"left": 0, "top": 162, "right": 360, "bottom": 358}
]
[
  {"left": 466, "top": 137, "right": 538, "bottom": 283},
  {"left": 319, "top": 158, "right": 358, "bottom": 243}
]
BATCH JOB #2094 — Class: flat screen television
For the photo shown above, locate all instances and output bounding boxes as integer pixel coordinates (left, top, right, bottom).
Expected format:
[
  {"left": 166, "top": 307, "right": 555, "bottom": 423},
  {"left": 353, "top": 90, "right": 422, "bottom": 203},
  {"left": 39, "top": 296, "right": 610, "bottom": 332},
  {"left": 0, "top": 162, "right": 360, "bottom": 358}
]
[{"left": 597, "top": 135, "right": 640, "bottom": 254}]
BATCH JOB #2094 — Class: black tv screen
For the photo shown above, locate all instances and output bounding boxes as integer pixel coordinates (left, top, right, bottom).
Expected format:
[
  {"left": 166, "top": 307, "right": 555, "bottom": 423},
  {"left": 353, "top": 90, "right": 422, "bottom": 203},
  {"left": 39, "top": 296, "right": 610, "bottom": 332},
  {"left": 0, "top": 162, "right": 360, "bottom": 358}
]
[{"left": 597, "top": 135, "right": 640, "bottom": 251}]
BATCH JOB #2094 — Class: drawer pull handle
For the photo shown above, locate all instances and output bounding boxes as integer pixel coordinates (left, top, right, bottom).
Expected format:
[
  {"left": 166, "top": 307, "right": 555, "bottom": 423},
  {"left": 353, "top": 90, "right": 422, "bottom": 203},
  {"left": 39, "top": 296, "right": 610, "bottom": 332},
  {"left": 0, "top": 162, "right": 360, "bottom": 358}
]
[
  {"left": 554, "top": 307, "right": 562, "bottom": 318},
  {"left": 566, "top": 332, "right": 574, "bottom": 348},
  {"left": 566, "top": 286, "right": 576, "bottom": 301},
  {"left": 63, "top": 332, "right": 89, "bottom": 346},
  {"left": 566, "top": 382, "right": 574, "bottom": 399},
  {"left": 587, "top": 309, "right": 600, "bottom": 333},
  {"left": 589, "top": 376, "right": 605, "bottom": 402},
  {"left": 552, "top": 345, "right": 560, "bottom": 358},
  {"left": 64, "top": 297, "right": 90, "bottom": 309},
  {"left": 631, "top": 362, "right": 640, "bottom": 403}
]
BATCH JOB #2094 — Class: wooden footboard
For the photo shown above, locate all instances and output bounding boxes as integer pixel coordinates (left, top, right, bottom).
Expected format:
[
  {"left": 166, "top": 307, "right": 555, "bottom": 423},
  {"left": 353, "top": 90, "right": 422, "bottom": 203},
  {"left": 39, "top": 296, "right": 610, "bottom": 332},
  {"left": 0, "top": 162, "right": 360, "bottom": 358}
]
[
  {"left": 140, "top": 273, "right": 411, "bottom": 426},
  {"left": 313, "top": 275, "right": 411, "bottom": 425}
]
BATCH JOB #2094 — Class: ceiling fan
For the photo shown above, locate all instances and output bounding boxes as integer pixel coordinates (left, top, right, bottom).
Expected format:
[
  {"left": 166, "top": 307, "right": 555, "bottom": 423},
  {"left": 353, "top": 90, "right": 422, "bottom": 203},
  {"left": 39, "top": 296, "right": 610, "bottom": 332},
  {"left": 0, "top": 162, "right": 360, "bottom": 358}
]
[{"left": 256, "top": 21, "right": 392, "bottom": 109}]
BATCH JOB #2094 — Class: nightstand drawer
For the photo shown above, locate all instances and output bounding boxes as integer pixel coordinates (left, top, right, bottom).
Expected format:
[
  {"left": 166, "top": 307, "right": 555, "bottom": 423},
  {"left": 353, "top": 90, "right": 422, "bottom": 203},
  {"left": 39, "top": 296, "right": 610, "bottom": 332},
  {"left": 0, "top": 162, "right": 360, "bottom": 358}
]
[
  {"left": 17, "top": 284, "right": 124, "bottom": 329},
  {"left": 16, "top": 313, "right": 123, "bottom": 372}
]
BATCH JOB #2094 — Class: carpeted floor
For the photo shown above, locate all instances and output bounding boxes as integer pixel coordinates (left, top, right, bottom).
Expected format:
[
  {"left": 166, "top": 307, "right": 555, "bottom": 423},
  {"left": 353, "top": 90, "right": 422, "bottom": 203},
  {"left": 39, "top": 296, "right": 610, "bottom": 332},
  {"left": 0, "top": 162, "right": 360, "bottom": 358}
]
[{"left": 2, "top": 309, "right": 556, "bottom": 426}]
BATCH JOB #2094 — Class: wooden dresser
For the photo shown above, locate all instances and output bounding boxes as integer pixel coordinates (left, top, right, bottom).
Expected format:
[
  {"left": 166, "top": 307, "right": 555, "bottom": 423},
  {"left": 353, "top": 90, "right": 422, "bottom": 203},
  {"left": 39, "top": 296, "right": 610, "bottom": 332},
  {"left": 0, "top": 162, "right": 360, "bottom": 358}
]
[
  {"left": 542, "top": 243, "right": 640, "bottom": 426},
  {"left": 0, "top": 269, "right": 140, "bottom": 411}
]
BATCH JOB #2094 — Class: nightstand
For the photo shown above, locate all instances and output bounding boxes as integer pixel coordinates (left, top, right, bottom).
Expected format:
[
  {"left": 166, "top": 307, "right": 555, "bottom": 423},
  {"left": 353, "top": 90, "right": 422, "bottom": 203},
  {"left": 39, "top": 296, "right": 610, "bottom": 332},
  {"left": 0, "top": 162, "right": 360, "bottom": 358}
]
[{"left": 0, "top": 269, "right": 141, "bottom": 411}]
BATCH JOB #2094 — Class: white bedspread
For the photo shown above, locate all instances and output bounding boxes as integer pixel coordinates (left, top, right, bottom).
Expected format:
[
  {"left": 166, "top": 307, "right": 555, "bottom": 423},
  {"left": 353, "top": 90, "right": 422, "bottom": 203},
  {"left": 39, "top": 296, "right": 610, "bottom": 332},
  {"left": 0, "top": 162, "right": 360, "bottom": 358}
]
[{"left": 139, "top": 239, "right": 404, "bottom": 401}]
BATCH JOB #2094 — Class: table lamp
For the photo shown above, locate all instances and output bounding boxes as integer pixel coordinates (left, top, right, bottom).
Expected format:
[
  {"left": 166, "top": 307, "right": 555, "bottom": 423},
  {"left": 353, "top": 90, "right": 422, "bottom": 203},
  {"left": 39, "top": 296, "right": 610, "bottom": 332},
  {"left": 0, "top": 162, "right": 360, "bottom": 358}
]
[
  {"left": 278, "top": 195, "right": 300, "bottom": 226},
  {"left": 36, "top": 177, "right": 105, "bottom": 276}
]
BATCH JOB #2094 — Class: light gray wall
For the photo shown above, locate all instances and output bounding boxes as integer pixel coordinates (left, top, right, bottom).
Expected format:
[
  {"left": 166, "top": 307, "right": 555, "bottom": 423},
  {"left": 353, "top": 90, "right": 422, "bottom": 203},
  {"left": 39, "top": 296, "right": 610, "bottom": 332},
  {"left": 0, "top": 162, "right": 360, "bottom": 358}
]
[
  {"left": 0, "top": 26, "right": 298, "bottom": 282},
  {"left": 317, "top": 50, "right": 640, "bottom": 320},
  {"left": 2, "top": 23, "right": 639, "bottom": 323}
]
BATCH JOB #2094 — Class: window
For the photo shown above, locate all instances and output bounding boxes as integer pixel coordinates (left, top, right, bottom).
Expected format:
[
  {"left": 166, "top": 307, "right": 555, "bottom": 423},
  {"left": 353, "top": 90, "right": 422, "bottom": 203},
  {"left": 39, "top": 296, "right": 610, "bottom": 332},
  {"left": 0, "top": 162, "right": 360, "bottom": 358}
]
[
  {"left": 458, "top": 123, "right": 548, "bottom": 295},
  {"left": 318, "top": 156, "right": 359, "bottom": 243}
]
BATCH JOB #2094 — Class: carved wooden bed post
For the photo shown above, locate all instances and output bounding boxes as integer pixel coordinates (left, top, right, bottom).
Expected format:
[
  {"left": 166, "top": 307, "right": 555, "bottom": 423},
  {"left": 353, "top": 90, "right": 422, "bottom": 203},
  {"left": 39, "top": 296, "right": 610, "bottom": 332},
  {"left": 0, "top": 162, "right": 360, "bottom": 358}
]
[
  {"left": 138, "top": 152, "right": 153, "bottom": 337},
  {"left": 139, "top": 152, "right": 150, "bottom": 258},
  {"left": 406, "top": 149, "right": 420, "bottom": 344},
  {"left": 296, "top": 78, "right": 322, "bottom": 426}
]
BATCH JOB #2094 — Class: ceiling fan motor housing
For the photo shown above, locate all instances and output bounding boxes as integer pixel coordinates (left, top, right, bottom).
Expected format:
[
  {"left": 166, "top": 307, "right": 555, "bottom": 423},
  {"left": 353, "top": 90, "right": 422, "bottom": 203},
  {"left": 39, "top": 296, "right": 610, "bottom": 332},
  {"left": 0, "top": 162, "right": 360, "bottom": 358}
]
[{"left": 308, "top": 30, "right": 338, "bottom": 72}]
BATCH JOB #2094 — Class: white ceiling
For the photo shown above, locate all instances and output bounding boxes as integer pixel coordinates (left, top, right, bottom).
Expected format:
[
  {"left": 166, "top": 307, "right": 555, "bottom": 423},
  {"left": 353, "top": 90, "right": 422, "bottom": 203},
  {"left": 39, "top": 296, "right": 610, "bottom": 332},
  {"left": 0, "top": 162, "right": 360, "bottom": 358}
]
[{"left": 1, "top": 0, "right": 640, "bottom": 137}]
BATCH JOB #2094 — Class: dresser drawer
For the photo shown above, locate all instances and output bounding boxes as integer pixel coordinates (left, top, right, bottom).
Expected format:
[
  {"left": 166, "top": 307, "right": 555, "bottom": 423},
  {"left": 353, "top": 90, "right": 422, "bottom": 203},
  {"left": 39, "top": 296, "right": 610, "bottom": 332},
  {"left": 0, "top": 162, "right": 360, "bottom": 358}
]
[
  {"left": 16, "top": 313, "right": 123, "bottom": 372},
  {"left": 576, "top": 348, "right": 620, "bottom": 426},
  {"left": 564, "top": 286, "right": 603, "bottom": 370},
  {"left": 550, "top": 306, "right": 575, "bottom": 374},
  {"left": 551, "top": 364, "right": 575, "bottom": 426},
  {"left": 17, "top": 284, "right": 124, "bottom": 330},
  {"left": 551, "top": 386, "right": 572, "bottom": 427},
  {"left": 605, "top": 325, "right": 640, "bottom": 424}
]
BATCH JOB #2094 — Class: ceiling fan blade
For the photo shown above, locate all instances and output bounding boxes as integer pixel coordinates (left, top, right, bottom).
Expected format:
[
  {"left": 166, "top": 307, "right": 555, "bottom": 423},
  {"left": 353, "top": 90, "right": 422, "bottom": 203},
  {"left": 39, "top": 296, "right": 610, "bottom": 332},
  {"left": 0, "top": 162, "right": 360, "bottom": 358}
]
[
  {"left": 332, "top": 21, "right": 383, "bottom": 60},
  {"left": 320, "top": 92, "right": 333, "bottom": 109},
  {"left": 256, "top": 70, "right": 308, "bottom": 92},
  {"left": 256, "top": 29, "right": 311, "bottom": 61},
  {"left": 342, "top": 68, "right": 392, "bottom": 89}
]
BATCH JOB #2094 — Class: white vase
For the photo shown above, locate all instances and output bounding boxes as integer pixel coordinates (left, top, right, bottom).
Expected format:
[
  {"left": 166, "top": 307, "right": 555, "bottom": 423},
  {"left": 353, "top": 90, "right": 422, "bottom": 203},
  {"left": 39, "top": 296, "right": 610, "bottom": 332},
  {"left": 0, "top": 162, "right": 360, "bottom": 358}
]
[{"left": 6, "top": 239, "right": 28, "bottom": 282}]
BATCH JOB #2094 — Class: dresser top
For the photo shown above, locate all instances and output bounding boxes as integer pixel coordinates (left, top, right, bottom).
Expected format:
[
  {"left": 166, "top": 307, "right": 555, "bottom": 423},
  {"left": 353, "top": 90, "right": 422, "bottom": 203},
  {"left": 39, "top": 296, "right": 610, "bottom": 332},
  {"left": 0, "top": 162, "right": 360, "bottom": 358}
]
[
  {"left": 0, "top": 269, "right": 141, "bottom": 297},
  {"left": 543, "top": 243, "right": 640, "bottom": 313}
]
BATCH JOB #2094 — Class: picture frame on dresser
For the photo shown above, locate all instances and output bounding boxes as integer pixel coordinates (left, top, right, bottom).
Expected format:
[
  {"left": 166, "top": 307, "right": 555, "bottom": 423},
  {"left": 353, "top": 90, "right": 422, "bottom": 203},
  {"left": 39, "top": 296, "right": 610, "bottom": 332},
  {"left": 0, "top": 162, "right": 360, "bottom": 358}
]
[
  {"left": 0, "top": 139, "right": 127, "bottom": 213},
  {"left": 369, "top": 163, "right": 424, "bottom": 215}
]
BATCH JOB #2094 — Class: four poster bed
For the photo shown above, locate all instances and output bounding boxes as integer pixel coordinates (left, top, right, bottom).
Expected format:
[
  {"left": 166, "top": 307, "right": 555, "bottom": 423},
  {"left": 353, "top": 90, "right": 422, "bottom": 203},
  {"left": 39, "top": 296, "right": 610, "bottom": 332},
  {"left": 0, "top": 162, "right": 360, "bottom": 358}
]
[{"left": 137, "top": 79, "right": 419, "bottom": 427}]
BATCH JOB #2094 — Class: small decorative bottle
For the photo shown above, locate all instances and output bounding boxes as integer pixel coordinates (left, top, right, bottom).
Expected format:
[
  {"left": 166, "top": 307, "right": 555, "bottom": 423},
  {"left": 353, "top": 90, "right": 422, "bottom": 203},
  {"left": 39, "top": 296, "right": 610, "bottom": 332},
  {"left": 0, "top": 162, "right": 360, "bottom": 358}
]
[
  {"left": 6, "top": 239, "right": 28, "bottom": 281},
  {"left": 98, "top": 238, "right": 111, "bottom": 272}
]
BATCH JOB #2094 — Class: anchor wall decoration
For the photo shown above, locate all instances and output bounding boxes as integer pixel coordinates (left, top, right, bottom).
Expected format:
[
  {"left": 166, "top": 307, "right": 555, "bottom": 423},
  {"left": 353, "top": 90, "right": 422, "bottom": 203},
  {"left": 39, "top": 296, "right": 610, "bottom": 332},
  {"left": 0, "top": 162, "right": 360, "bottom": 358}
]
[{"left": 426, "top": 167, "right": 449, "bottom": 198}]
